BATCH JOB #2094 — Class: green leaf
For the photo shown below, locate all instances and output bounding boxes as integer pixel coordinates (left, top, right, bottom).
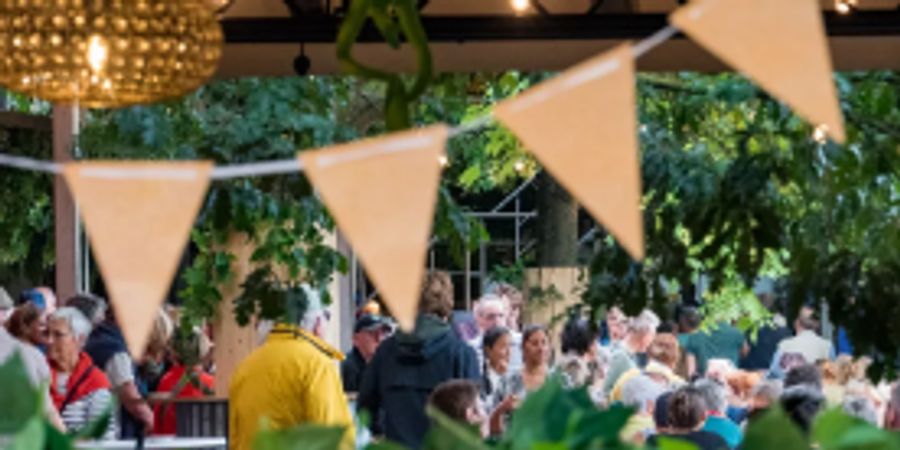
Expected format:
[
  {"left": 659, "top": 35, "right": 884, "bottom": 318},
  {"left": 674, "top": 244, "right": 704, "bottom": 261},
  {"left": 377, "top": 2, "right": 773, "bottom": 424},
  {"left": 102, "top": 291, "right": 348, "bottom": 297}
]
[
  {"left": 253, "top": 423, "right": 348, "bottom": 450},
  {"left": 742, "top": 407, "right": 808, "bottom": 450},
  {"left": 656, "top": 436, "right": 700, "bottom": 450},
  {"left": 365, "top": 442, "right": 410, "bottom": 450},
  {"left": 9, "top": 417, "right": 46, "bottom": 450},
  {"left": 0, "top": 353, "right": 41, "bottom": 434},
  {"left": 814, "top": 409, "right": 859, "bottom": 449},
  {"left": 44, "top": 419, "right": 73, "bottom": 450},
  {"left": 422, "top": 406, "right": 490, "bottom": 450}
]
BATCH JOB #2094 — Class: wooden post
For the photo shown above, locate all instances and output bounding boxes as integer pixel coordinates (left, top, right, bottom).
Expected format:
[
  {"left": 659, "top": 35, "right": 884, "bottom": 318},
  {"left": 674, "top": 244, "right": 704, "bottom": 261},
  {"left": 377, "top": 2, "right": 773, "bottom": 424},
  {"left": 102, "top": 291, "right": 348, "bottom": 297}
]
[
  {"left": 52, "top": 105, "right": 79, "bottom": 301},
  {"left": 212, "top": 229, "right": 352, "bottom": 396},
  {"left": 212, "top": 234, "right": 258, "bottom": 398},
  {"left": 522, "top": 267, "right": 586, "bottom": 354}
]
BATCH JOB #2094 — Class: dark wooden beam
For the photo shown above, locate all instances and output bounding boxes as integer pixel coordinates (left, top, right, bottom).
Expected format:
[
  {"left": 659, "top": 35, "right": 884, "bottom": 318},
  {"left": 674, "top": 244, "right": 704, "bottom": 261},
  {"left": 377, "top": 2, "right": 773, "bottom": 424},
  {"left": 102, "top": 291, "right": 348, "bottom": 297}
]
[
  {"left": 222, "top": 11, "right": 900, "bottom": 44},
  {"left": 0, "top": 111, "right": 52, "bottom": 132}
]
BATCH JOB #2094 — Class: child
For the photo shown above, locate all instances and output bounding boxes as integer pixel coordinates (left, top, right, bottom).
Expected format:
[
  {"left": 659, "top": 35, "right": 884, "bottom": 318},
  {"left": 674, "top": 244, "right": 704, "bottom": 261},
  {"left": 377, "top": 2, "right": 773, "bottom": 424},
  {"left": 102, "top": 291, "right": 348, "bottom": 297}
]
[{"left": 428, "top": 379, "right": 515, "bottom": 438}]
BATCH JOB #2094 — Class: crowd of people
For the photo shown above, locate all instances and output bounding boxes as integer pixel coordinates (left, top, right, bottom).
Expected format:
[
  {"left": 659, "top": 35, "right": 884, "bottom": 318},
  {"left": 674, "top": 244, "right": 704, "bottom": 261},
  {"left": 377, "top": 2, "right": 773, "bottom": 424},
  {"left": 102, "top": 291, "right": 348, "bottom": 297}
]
[
  {"left": 0, "top": 287, "right": 215, "bottom": 440},
  {"left": 4, "top": 275, "right": 899, "bottom": 450},
  {"left": 332, "top": 275, "right": 900, "bottom": 450}
]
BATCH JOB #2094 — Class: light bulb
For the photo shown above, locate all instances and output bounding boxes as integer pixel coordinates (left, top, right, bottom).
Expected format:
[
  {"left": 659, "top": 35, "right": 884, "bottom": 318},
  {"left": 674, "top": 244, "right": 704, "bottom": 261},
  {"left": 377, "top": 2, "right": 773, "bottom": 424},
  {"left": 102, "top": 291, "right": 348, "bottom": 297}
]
[
  {"left": 87, "top": 35, "right": 108, "bottom": 72},
  {"left": 438, "top": 155, "right": 449, "bottom": 167},
  {"left": 514, "top": 160, "right": 526, "bottom": 173},
  {"left": 835, "top": 0, "right": 852, "bottom": 14},
  {"left": 511, "top": 0, "right": 530, "bottom": 13},
  {"left": 813, "top": 124, "right": 829, "bottom": 144}
]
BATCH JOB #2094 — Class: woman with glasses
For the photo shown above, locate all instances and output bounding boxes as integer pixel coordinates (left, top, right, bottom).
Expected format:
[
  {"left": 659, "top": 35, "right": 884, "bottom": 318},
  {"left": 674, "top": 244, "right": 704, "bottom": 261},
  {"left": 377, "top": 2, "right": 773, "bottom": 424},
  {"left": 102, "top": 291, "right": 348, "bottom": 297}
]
[{"left": 46, "top": 307, "right": 116, "bottom": 439}]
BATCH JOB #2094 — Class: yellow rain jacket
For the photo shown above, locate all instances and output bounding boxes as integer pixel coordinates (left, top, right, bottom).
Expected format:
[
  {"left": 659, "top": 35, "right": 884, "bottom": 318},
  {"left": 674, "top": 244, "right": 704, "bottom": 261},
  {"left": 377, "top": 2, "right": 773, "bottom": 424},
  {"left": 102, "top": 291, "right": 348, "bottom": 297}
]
[{"left": 229, "top": 324, "right": 355, "bottom": 450}]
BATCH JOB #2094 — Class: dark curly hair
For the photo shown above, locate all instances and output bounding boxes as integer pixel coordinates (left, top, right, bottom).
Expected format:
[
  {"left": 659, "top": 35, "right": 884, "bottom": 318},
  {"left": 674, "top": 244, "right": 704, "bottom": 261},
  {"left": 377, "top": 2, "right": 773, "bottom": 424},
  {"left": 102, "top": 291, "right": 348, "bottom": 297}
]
[{"left": 560, "top": 317, "right": 596, "bottom": 356}]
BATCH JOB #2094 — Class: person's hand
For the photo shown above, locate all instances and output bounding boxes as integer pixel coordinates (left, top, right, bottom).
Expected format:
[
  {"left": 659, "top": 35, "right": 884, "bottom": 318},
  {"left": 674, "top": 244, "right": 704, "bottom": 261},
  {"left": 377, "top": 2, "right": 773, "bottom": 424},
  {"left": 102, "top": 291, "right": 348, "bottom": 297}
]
[
  {"left": 134, "top": 402, "right": 155, "bottom": 432},
  {"left": 496, "top": 395, "right": 518, "bottom": 414}
]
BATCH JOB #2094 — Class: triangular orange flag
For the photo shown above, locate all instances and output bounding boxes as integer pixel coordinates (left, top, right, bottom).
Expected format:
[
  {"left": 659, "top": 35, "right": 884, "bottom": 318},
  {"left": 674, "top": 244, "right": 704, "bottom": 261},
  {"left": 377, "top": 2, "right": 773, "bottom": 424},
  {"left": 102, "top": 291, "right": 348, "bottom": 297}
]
[
  {"left": 671, "top": 0, "right": 845, "bottom": 143},
  {"left": 495, "top": 44, "right": 645, "bottom": 260},
  {"left": 300, "top": 126, "right": 448, "bottom": 331},
  {"left": 63, "top": 161, "right": 212, "bottom": 357}
]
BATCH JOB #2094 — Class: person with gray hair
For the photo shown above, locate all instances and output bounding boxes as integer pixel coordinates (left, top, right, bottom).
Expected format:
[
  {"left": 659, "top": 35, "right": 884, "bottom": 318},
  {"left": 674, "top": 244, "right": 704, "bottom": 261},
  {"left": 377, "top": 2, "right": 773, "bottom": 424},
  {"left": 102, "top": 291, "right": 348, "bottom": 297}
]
[
  {"left": 229, "top": 284, "right": 354, "bottom": 450},
  {"left": 46, "top": 307, "right": 116, "bottom": 439},
  {"left": 693, "top": 378, "right": 743, "bottom": 448},
  {"left": 604, "top": 309, "right": 660, "bottom": 394},
  {"left": 843, "top": 395, "right": 878, "bottom": 425},
  {"left": 620, "top": 375, "right": 667, "bottom": 444},
  {"left": 749, "top": 379, "right": 783, "bottom": 416}
]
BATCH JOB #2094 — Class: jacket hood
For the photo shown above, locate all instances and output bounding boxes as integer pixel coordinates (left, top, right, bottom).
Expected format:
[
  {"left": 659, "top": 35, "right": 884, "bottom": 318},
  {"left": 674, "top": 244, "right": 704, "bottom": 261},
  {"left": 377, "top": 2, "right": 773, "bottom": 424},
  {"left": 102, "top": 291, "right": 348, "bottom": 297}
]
[{"left": 394, "top": 314, "right": 454, "bottom": 363}]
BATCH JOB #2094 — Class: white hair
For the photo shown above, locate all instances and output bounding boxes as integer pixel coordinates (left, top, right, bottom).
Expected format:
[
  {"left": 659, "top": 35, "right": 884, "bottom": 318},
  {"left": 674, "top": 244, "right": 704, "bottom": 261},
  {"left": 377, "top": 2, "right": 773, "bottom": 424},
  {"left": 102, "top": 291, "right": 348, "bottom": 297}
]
[
  {"left": 628, "top": 310, "right": 660, "bottom": 334},
  {"left": 751, "top": 379, "right": 783, "bottom": 402},
  {"left": 298, "top": 284, "right": 325, "bottom": 332},
  {"left": 474, "top": 294, "right": 506, "bottom": 315},
  {"left": 621, "top": 375, "right": 666, "bottom": 413},
  {"left": 693, "top": 378, "right": 728, "bottom": 413},
  {"left": 50, "top": 307, "right": 92, "bottom": 341},
  {"left": 843, "top": 396, "right": 878, "bottom": 425}
]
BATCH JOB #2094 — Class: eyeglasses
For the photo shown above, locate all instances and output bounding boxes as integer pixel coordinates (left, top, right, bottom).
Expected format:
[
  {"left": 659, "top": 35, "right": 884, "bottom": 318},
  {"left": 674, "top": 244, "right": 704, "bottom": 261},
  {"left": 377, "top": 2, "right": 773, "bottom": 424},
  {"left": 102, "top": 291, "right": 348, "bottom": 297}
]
[{"left": 46, "top": 329, "right": 71, "bottom": 341}]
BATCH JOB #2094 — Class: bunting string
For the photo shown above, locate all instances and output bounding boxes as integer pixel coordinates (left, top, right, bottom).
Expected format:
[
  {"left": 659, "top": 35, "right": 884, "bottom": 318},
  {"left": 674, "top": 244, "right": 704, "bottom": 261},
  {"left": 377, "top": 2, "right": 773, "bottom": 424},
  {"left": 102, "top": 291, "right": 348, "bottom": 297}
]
[{"left": 0, "top": 21, "right": 679, "bottom": 180}]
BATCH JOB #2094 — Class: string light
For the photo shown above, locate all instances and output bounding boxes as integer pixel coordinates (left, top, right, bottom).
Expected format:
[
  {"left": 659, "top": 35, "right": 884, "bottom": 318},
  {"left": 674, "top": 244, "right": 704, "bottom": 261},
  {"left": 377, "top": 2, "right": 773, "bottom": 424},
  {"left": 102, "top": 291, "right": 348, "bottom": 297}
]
[
  {"left": 813, "top": 124, "right": 829, "bottom": 144},
  {"left": 438, "top": 155, "right": 449, "bottom": 167},
  {"left": 835, "top": 0, "right": 856, "bottom": 14},
  {"left": 514, "top": 160, "right": 526, "bottom": 173},
  {"left": 511, "top": 0, "right": 530, "bottom": 13}
]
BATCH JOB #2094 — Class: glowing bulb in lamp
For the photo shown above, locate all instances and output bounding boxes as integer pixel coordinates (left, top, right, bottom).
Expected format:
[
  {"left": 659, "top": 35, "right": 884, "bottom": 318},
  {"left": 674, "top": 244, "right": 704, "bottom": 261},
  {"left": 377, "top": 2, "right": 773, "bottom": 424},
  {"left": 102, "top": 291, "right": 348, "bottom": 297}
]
[
  {"left": 511, "top": 0, "right": 530, "bottom": 13},
  {"left": 438, "top": 155, "right": 449, "bottom": 167},
  {"left": 813, "top": 124, "right": 829, "bottom": 144},
  {"left": 87, "top": 35, "right": 108, "bottom": 72}
]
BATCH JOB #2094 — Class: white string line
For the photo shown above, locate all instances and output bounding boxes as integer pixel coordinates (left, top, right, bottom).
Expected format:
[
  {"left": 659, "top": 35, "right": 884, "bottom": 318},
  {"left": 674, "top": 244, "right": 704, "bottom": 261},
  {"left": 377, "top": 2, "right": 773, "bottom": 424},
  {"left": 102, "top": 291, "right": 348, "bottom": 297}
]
[
  {"left": 633, "top": 25, "right": 678, "bottom": 58},
  {"left": 0, "top": 23, "right": 679, "bottom": 180},
  {"left": 0, "top": 153, "right": 62, "bottom": 174}
]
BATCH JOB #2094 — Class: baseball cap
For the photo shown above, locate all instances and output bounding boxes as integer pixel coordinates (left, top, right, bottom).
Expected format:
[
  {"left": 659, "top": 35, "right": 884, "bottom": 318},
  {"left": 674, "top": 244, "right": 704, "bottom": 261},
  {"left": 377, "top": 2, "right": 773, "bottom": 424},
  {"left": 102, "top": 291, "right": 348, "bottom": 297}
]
[{"left": 354, "top": 314, "right": 392, "bottom": 334}]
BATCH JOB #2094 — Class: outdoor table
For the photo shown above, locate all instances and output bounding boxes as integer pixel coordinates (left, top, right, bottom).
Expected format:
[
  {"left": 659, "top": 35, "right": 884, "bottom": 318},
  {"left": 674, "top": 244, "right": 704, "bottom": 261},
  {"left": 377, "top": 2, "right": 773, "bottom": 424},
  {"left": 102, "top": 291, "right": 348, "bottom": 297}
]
[{"left": 74, "top": 437, "right": 226, "bottom": 450}]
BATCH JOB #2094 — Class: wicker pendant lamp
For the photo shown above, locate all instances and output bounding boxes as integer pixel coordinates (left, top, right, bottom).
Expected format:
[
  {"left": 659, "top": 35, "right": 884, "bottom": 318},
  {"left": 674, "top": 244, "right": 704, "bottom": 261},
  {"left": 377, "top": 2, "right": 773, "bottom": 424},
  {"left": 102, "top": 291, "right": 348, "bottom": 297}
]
[{"left": 0, "top": 0, "right": 223, "bottom": 108}]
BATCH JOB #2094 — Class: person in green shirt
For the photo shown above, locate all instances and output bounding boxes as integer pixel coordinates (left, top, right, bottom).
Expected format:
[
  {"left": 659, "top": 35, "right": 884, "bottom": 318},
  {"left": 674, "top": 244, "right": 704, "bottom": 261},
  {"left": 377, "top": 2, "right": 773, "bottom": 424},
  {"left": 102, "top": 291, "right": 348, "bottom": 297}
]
[{"left": 677, "top": 307, "right": 748, "bottom": 377}]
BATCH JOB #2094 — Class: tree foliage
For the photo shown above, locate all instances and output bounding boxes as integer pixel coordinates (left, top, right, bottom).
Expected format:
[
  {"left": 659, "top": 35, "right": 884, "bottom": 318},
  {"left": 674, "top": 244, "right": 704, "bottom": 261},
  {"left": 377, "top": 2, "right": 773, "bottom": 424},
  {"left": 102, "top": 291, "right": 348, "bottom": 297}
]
[{"left": 581, "top": 72, "right": 899, "bottom": 377}]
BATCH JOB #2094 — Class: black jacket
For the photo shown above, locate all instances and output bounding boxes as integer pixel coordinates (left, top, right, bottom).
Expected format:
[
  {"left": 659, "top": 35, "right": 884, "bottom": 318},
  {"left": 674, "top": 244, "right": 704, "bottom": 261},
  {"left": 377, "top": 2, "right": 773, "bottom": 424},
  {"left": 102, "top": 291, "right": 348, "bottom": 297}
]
[
  {"left": 740, "top": 324, "right": 792, "bottom": 371},
  {"left": 357, "top": 315, "right": 480, "bottom": 449},
  {"left": 341, "top": 347, "right": 367, "bottom": 393}
]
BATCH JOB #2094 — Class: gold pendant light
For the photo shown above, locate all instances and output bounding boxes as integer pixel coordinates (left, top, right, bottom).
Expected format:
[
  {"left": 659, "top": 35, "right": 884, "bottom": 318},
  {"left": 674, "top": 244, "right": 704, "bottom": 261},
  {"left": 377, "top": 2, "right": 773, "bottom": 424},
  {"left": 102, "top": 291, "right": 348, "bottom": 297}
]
[{"left": 0, "top": 1, "right": 223, "bottom": 108}]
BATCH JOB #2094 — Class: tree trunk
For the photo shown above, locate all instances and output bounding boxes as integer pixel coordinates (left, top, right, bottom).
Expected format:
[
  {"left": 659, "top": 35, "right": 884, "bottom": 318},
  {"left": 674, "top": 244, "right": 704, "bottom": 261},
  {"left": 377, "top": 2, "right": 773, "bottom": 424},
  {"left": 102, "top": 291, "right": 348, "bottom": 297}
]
[{"left": 535, "top": 171, "right": 579, "bottom": 267}]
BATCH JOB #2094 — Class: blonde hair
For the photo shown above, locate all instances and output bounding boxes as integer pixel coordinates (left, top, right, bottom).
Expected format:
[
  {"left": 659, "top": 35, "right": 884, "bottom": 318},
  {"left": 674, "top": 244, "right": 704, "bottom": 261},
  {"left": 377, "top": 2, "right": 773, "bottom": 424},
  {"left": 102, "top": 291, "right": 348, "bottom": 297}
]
[{"left": 146, "top": 310, "right": 174, "bottom": 358}]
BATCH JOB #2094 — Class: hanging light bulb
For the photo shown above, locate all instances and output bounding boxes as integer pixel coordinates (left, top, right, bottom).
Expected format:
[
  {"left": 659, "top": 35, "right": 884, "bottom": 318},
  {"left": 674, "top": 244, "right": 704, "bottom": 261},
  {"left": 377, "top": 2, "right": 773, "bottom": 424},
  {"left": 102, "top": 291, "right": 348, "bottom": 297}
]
[
  {"left": 835, "top": 0, "right": 855, "bottom": 14},
  {"left": 511, "top": 0, "right": 530, "bottom": 13},
  {"left": 813, "top": 124, "right": 829, "bottom": 144}
]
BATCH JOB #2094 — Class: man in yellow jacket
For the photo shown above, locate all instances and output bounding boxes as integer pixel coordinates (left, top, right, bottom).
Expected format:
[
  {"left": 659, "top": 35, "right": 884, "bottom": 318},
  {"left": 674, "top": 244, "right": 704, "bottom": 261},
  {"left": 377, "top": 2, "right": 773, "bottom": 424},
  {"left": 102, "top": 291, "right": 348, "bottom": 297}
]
[{"left": 229, "top": 286, "right": 355, "bottom": 450}]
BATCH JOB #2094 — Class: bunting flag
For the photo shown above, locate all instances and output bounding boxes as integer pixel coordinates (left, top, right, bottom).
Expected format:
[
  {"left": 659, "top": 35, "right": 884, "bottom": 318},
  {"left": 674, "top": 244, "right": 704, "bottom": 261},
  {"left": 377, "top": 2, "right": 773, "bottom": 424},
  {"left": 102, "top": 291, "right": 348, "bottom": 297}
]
[
  {"left": 671, "top": 0, "right": 845, "bottom": 143},
  {"left": 63, "top": 161, "right": 212, "bottom": 357},
  {"left": 300, "top": 126, "right": 449, "bottom": 331},
  {"left": 495, "top": 44, "right": 645, "bottom": 260}
]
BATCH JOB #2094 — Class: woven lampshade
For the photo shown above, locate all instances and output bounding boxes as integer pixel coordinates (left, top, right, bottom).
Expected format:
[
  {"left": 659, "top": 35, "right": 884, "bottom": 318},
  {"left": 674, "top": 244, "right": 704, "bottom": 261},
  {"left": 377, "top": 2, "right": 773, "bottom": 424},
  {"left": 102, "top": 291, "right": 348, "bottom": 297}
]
[{"left": 0, "top": 1, "right": 223, "bottom": 108}]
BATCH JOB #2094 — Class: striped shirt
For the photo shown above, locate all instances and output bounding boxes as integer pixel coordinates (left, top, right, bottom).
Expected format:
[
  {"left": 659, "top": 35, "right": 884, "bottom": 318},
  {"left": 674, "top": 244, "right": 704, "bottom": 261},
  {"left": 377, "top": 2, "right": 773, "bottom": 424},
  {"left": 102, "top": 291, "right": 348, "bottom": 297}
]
[{"left": 58, "top": 387, "right": 118, "bottom": 439}]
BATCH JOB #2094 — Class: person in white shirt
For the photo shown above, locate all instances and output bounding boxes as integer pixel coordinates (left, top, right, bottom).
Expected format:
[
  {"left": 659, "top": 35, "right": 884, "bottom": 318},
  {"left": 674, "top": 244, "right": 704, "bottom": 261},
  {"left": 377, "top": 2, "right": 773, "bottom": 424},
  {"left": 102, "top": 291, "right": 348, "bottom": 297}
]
[{"left": 777, "top": 306, "right": 834, "bottom": 364}]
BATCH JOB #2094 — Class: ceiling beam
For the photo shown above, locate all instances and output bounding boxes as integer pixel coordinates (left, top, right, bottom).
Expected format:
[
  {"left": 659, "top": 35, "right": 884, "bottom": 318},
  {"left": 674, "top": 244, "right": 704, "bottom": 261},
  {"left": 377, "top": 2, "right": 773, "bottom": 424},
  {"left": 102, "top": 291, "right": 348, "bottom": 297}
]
[{"left": 222, "top": 11, "right": 900, "bottom": 44}]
